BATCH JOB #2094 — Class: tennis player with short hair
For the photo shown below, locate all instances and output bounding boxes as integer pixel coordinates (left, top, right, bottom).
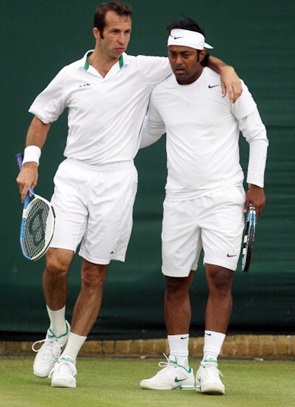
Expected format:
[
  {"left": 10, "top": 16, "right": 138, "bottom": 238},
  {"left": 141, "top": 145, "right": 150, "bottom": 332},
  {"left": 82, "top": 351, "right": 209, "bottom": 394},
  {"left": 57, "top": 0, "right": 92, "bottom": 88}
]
[
  {"left": 139, "top": 17, "right": 268, "bottom": 395},
  {"left": 16, "top": 2, "right": 243, "bottom": 388}
]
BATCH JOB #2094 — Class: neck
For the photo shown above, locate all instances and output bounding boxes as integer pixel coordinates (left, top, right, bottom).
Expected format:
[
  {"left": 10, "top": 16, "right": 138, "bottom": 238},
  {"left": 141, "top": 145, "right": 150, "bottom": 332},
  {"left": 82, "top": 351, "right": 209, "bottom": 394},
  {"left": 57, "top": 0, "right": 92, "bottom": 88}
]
[{"left": 88, "top": 50, "right": 121, "bottom": 77}]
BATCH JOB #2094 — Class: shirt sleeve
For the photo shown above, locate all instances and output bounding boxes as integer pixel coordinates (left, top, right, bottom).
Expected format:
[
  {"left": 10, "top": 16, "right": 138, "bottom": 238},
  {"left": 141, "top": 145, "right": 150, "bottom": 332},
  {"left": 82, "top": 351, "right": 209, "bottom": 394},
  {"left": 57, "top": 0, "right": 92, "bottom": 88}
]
[
  {"left": 136, "top": 56, "right": 172, "bottom": 85},
  {"left": 28, "top": 67, "right": 67, "bottom": 123},
  {"left": 238, "top": 108, "right": 269, "bottom": 188},
  {"left": 138, "top": 91, "right": 166, "bottom": 149}
]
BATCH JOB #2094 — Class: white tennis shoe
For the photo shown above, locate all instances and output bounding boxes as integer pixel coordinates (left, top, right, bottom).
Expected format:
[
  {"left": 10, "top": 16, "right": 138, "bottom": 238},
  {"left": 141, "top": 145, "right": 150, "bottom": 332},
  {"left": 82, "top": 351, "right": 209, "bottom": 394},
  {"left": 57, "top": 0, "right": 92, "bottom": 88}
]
[
  {"left": 140, "top": 355, "right": 195, "bottom": 390},
  {"left": 49, "top": 355, "right": 77, "bottom": 388},
  {"left": 32, "top": 320, "right": 70, "bottom": 378},
  {"left": 195, "top": 360, "right": 225, "bottom": 395}
]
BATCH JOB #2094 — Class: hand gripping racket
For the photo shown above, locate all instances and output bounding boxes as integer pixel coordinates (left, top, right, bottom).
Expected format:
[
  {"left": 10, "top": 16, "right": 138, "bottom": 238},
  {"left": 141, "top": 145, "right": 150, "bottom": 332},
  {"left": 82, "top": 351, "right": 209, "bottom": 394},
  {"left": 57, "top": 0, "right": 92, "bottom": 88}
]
[
  {"left": 241, "top": 204, "right": 256, "bottom": 272},
  {"left": 16, "top": 153, "right": 55, "bottom": 261}
]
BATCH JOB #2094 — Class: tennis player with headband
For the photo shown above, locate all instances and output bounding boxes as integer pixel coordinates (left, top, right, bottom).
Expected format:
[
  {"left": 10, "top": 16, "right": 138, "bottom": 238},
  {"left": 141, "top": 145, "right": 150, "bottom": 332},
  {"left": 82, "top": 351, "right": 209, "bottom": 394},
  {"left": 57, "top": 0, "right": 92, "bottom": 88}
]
[
  {"left": 139, "top": 17, "right": 268, "bottom": 395},
  {"left": 16, "top": 3, "right": 243, "bottom": 389}
]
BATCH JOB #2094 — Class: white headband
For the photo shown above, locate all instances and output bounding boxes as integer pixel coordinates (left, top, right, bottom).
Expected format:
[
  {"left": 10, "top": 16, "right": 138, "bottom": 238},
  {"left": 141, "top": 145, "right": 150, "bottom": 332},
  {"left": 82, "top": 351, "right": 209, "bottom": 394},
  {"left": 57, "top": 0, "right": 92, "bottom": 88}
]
[{"left": 167, "top": 29, "right": 213, "bottom": 50}]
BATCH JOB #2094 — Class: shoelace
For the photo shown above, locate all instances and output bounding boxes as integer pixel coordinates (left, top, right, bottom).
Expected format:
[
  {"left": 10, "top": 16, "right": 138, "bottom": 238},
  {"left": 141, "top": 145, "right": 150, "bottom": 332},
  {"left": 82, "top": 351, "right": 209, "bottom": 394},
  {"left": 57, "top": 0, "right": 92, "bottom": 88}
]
[
  {"left": 32, "top": 338, "right": 62, "bottom": 361},
  {"left": 49, "top": 358, "right": 77, "bottom": 378},
  {"left": 157, "top": 354, "right": 177, "bottom": 371},
  {"left": 201, "top": 362, "right": 224, "bottom": 378}
]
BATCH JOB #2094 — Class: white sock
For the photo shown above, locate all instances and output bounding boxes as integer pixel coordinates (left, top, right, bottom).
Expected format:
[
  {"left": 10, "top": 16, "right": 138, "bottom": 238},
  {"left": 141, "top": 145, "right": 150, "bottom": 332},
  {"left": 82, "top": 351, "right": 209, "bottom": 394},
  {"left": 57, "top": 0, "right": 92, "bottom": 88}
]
[
  {"left": 61, "top": 332, "right": 87, "bottom": 362},
  {"left": 168, "top": 334, "right": 189, "bottom": 369},
  {"left": 202, "top": 330, "right": 226, "bottom": 362},
  {"left": 47, "top": 305, "right": 66, "bottom": 337}
]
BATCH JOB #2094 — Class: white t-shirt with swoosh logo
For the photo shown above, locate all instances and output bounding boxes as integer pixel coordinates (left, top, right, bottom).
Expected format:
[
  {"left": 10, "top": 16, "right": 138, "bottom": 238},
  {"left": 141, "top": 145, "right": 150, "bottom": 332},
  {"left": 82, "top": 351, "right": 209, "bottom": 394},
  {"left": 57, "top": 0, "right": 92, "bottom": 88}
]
[{"left": 140, "top": 67, "right": 268, "bottom": 200}]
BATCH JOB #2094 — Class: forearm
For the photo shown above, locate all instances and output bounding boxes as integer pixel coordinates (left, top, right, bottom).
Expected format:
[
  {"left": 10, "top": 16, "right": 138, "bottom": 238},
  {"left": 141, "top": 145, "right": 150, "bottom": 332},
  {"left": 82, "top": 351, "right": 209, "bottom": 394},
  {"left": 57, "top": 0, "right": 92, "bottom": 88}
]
[
  {"left": 139, "top": 116, "right": 164, "bottom": 149},
  {"left": 17, "top": 116, "right": 51, "bottom": 200},
  {"left": 208, "top": 56, "right": 242, "bottom": 103},
  {"left": 26, "top": 116, "right": 50, "bottom": 149},
  {"left": 208, "top": 55, "right": 230, "bottom": 74},
  {"left": 239, "top": 110, "right": 269, "bottom": 188},
  {"left": 247, "top": 139, "right": 268, "bottom": 187}
]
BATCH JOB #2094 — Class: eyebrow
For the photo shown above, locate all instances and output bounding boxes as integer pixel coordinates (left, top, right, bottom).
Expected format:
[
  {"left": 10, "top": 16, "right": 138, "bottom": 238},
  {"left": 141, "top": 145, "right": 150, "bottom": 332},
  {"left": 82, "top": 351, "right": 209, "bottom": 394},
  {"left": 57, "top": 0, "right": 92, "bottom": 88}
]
[{"left": 168, "top": 50, "right": 194, "bottom": 55}]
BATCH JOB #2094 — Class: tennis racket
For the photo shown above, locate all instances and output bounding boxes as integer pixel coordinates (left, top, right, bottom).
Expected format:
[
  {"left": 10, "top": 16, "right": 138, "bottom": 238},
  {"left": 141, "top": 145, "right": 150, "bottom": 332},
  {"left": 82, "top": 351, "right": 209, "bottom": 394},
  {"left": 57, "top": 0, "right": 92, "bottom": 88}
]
[
  {"left": 241, "top": 204, "right": 256, "bottom": 272},
  {"left": 16, "top": 153, "right": 55, "bottom": 261}
]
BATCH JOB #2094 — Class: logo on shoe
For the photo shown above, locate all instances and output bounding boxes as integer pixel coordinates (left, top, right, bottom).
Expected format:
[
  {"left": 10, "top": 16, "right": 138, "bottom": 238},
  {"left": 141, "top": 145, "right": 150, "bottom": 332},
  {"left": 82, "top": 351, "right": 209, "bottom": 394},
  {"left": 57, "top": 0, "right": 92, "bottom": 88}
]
[{"left": 175, "top": 377, "right": 186, "bottom": 383}]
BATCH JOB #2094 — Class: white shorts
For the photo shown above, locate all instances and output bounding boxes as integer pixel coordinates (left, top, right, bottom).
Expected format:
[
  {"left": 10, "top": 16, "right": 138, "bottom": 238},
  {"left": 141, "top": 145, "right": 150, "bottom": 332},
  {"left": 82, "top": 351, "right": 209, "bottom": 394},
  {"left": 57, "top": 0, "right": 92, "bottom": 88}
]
[
  {"left": 50, "top": 158, "right": 138, "bottom": 264},
  {"left": 162, "top": 186, "right": 245, "bottom": 277}
]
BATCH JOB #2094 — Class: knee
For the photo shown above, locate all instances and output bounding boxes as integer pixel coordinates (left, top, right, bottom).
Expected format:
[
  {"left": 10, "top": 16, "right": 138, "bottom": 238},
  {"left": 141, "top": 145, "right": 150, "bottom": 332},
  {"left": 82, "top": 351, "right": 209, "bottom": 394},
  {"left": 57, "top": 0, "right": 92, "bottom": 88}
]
[
  {"left": 166, "top": 276, "right": 191, "bottom": 300},
  {"left": 82, "top": 263, "right": 108, "bottom": 289},
  {"left": 45, "top": 248, "right": 72, "bottom": 276},
  {"left": 206, "top": 266, "right": 233, "bottom": 292}
]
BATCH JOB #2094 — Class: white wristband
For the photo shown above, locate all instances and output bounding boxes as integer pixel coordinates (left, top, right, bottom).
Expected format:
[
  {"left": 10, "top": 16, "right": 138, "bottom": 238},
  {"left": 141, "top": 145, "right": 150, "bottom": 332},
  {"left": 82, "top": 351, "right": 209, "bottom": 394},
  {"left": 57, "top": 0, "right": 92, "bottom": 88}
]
[{"left": 22, "top": 146, "right": 41, "bottom": 166}]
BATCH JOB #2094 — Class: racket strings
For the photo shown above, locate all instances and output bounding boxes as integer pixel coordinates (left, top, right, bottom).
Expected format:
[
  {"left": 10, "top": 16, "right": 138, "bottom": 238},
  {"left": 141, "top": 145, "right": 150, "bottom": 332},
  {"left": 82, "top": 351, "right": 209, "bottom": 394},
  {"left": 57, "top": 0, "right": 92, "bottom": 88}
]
[{"left": 21, "top": 199, "right": 54, "bottom": 258}]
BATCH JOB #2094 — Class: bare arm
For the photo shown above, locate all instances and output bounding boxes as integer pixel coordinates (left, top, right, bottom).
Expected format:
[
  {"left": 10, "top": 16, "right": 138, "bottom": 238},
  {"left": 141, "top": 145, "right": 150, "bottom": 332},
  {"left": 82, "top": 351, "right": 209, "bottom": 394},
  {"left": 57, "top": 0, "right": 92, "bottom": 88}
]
[
  {"left": 244, "top": 184, "right": 266, "bottom": 219},
  {"left": 208, "top": 56, "right": 243, "bottom": 103},
  {"left": 16, "top": 116, "right": 51, "bottom": 202}
]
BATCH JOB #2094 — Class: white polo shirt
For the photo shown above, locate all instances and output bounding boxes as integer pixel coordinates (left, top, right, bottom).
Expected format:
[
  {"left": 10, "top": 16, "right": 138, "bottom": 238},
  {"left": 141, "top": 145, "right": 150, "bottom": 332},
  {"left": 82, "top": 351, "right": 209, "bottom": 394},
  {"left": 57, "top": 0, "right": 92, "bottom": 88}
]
[
  {"left": 140, "top": 67, "right": 268, "bottom": 200},
  {"left": 29, "top": 51, "right": 171, "bottom": 165}
]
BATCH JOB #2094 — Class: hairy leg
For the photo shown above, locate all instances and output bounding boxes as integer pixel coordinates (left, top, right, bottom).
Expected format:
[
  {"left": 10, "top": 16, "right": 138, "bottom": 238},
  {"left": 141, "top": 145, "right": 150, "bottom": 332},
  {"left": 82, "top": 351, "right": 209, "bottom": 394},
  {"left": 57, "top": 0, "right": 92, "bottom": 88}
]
[
  {"left": 205, "top": 264, "right": 233, "bottom": 333},
  {"left": 70, "top": 259, "right": 108, "bottom": 336},
  {"left": 43, "top": 248, "right": 74, "bottom": 310},
  {"left": 165, "top": 271, "right": 194, "bottom": 334}
]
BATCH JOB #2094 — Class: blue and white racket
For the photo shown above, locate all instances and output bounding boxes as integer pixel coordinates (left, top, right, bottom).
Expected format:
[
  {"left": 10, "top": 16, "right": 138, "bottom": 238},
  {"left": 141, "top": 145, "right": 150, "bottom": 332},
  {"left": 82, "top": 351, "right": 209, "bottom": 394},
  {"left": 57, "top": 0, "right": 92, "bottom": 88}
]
[
  {"left": 16, "top": 153, "right": 55, "bottom": 261},
  {"left": 242, "top": 204, "right": 256, "bottom": 272}
]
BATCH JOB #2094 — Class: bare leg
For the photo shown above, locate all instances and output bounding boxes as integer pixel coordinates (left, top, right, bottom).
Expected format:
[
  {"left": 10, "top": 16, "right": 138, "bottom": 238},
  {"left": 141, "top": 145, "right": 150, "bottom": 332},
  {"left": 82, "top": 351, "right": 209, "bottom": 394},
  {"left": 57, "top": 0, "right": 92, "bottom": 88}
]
[
  {"left": 205, "top": 264, "right": 233, "bottom": 333},
  {"left": 44, "top": 250, "right": 108, "bottom": 336},
  {"left": 33, "top": 248, "right": 74, "bottom": 379},
  {"left": 165, "top": 271, "right": 194, "bottom": 334},
  {"left": 43, "top": 248, "right": 74, "bottom": 310},
  {"left": 71, "top": 259, "right": 108, "bottom": 336}
]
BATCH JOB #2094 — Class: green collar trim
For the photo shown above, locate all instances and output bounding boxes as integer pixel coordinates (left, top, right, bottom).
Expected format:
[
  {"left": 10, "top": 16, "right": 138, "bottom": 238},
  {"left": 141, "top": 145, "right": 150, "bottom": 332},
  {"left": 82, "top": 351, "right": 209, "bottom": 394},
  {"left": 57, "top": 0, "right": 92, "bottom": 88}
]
[
  {"left": 84, "top": 53, "right": 124, "bottom": 71},
  {"left": 119, "top": 55, "right": 124, "bottom": 69},
  {"left": 84, "top": 51, "right": 92, "bottom": 70}
]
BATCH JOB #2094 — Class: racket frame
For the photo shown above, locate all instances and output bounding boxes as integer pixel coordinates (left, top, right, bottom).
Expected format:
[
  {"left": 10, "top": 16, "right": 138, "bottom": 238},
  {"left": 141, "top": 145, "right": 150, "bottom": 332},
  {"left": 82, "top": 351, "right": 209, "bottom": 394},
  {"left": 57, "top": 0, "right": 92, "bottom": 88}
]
[
  {"left": 242, "top": 204, "right": 256, "bottom": 272},
  {"left": 16, "top": 153, "right": 55, "bottom": 261}
]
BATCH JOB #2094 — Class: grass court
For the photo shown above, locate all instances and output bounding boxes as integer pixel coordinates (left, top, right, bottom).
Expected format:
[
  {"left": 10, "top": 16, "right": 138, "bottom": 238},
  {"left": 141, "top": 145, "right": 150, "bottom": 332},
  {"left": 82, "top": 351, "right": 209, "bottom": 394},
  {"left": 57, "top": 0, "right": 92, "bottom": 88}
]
[{"left": 0, "top": 357, "right": 294, "bottom": 407}]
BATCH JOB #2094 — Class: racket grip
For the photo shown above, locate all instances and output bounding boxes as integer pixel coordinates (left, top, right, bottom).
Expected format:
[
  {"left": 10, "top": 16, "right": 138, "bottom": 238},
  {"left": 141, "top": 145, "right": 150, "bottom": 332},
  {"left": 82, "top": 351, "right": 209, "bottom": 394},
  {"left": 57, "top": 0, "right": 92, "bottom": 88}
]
[{"left": 16, "top": 153, "right": 24, "bottom": 170}]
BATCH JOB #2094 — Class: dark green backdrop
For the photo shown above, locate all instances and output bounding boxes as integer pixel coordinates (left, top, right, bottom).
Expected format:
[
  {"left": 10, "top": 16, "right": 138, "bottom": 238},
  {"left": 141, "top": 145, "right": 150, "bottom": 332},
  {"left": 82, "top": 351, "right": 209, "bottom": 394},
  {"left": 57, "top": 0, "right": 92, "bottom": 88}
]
[{"left": 1, "top": 0, "right": 294, "bottom": 340}]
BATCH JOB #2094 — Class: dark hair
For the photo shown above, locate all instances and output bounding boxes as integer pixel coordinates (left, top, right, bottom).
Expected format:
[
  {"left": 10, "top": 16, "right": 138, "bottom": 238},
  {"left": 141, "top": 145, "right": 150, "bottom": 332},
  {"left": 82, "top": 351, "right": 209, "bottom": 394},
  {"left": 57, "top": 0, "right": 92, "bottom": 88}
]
[
  {"left": 94, "top": 1, "right": 132, "bottom": 38},
  {"left": 167, "top": 16, "right": 209, "bottom": 66},
  {"left": 167, "top": 16, "right": 205, "bottom": 36}
]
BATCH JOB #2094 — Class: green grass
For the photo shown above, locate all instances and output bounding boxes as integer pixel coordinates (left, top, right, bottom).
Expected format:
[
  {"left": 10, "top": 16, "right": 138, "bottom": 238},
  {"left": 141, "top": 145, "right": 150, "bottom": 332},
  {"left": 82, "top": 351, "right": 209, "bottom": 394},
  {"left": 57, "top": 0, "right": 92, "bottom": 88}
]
[{"left": 0, "top": 357, "right": 294, "bottom": 407}]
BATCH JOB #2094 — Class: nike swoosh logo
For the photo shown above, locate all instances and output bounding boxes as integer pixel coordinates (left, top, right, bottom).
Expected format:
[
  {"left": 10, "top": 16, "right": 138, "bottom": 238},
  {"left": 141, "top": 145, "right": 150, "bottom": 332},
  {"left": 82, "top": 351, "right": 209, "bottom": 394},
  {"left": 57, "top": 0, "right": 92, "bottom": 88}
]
[
  {"left": 173, "top": 36, "right": 183, "bottom": 39},
  {"left": 175, "top": 377, "right": 187, "bottom": 383},
  {"left": 180, "top": 336, "right": 189, "bottom": 340},
  {"left": 227, "top": 254, "right": 237, "bottom": 257},
  {"left": 208, "top": 84, "right": 219, "bottom": 89}
]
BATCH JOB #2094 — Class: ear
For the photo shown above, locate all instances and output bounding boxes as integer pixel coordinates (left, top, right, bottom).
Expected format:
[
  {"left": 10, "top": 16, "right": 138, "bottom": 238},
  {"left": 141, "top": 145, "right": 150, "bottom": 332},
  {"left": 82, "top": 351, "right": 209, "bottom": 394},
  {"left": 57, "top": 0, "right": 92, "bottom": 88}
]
[
  {"left": 93, "top": 27, "right": 100, "bottom": 40},
  {"left": 199, "top": 49, "right": 207, "bottom": 63}
]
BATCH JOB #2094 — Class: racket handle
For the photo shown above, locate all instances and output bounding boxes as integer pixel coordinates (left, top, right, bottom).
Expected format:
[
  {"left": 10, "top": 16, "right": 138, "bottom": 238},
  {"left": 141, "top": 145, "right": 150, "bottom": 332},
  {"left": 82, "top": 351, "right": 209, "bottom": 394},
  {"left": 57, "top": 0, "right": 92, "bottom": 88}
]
[{"left": 16, "top": 153, "right": 24, "bottom": 171}]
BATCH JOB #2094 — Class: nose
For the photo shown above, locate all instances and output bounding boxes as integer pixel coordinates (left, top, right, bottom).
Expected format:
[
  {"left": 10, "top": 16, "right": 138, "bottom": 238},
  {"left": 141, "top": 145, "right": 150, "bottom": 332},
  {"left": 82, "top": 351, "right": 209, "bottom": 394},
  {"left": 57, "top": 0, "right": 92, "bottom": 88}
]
[
  {"left": 175, "top": 55, "right": 184, "bottom": 66},
  {"left": 118, "top": 32, "right": 125, "bottom": 44}
]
